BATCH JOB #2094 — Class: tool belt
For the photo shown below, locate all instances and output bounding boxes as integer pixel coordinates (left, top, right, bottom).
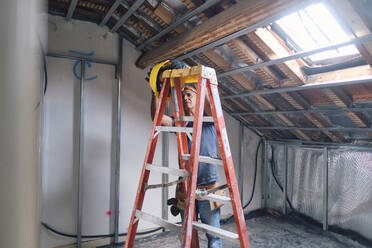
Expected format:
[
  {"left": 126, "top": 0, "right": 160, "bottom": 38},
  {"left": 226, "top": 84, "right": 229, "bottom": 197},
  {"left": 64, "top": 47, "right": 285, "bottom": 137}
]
[{"left": 196, "top": 183, "right": 225, "bottom": 211}]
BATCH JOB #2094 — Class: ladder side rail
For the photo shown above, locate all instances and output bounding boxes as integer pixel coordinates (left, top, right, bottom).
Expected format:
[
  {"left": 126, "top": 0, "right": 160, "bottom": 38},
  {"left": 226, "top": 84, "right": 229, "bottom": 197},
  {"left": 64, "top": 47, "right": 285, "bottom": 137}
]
[
  {"left": 173, "top": 79, "right": 201, "bottom": 248},
  {"left": 182, "top": 77, "right": 207, "bottom": 248},
  {"left": 124, "top": 79, "right": 171, "bottom": 248},
  {"left": 206, "top": 82, "right": 251, "bottom": 248},
  {"left": 173, "top": 79, "right": 190, "bottom": 192}
]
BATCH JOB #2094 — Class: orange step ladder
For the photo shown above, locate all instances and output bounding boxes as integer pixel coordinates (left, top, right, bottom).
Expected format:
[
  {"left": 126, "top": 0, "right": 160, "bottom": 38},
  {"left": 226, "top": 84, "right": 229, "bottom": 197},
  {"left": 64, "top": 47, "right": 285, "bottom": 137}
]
[{"left": 124, "top": 65, "right": 250, "bottom": 248}]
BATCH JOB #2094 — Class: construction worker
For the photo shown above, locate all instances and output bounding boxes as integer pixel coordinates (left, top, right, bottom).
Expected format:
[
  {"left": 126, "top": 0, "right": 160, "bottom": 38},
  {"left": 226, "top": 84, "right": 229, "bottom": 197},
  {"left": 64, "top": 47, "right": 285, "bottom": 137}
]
[{"left": 150, "top": 63, "right": 223, "bottom": 247}]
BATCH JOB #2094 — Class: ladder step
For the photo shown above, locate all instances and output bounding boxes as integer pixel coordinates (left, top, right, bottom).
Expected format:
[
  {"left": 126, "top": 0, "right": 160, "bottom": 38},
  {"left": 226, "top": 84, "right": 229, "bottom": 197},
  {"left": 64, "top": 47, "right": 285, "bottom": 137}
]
[
  {"left": 182, "top": 154, "right": 223, "bottom": 166},
  {"left": 135, "top": 210, "right": 182, "bottom": 233},
  {"left": 155, "top": 126, "right": 193, "bottom": 133},
  {"left": 195, "top": 190, "right": 231, "bottom": 203},
  {"left": 146, "top": 164, "right": 189, "bottom": 177},
  {"left": 177, "top": 116, "right": 214, "bottom": 122},
  {"left": 192, "top": 221, "right": 240, "bottom": 244}
]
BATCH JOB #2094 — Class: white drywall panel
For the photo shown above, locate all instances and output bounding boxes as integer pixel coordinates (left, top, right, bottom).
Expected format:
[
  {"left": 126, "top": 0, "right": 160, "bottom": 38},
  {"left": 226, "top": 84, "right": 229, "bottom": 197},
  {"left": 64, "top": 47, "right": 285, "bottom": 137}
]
[
  {"left": 41, "top": 58, "right": 77, "bottom": 247},
  {"left": 42, "top": 15, "right": 162, "bottom": 247}
]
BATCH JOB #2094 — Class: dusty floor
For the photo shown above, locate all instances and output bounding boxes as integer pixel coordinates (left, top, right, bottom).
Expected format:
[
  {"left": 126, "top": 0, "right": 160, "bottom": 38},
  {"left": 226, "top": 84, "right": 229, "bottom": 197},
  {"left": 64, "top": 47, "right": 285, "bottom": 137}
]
[{"left": 129, "top": 212, "right": 370, "bottom": 248}]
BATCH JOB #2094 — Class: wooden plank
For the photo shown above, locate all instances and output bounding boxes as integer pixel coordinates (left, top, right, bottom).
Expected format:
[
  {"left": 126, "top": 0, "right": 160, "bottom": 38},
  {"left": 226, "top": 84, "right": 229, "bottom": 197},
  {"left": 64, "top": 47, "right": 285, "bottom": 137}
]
[
  {"left": 154, "top": 4, "right": 174, "bottom": 24},
  {"left": 306, "top": 65, "right": 372, "bottom": 84},
  {"left": 327, "top": 0, "right": 372, "bottom": 66},
  {"left": 136, "top": 0, "right": 311, "bottom": 68},
  {"left": 306, "top": 65, "right": 372, "bottom": 102},
  {"left": 253, "top": 28, "right": 305, "bottom": 82}
]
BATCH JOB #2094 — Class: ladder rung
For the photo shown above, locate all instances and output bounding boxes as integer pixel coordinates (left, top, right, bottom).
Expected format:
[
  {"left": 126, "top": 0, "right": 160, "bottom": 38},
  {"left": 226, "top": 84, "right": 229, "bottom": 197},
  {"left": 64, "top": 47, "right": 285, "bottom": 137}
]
[
  {"left": 146, "top": 164, "right": 189, "bottom": 177},
  {"left": 177, "top": 116, "right": 214, "bottom": 122},
  {"left": 192, "top": 221, "right": 239, "bottom": 244},
  {"left": 182, "top": 154, "right": 223, "bottom": 166},
  {"left": 155, "top": 126, "right": 193, "bottom": 133},
  {"left": 195, "top": 190, "right": 231, "bottom": 203},
  {"left": 135, "top": 210, "right": 182, "bottom": 233}
]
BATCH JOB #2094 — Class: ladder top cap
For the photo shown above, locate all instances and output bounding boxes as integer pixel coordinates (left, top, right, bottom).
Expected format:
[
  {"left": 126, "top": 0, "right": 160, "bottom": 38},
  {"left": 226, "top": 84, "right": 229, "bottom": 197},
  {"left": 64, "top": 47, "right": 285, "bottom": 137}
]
[{"left": 161, "top": 65, "right": 218, "bottom": 85}]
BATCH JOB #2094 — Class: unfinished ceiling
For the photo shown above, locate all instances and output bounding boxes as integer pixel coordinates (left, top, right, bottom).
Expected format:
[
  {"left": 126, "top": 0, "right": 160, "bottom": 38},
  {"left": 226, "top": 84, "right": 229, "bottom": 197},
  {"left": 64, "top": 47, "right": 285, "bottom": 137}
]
[{"left": 48, "top": 0, "right": 372, "bottom": 144}]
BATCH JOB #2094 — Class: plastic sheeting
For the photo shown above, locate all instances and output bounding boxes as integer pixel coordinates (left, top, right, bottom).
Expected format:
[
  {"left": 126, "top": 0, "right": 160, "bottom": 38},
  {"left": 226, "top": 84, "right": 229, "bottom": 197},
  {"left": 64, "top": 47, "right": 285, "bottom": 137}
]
[
  {"left": 328, "top": 148, "right": 372, "bottom": 240},
  {"left": 267, "top": 144, "right": 372, "bottom": 241}
]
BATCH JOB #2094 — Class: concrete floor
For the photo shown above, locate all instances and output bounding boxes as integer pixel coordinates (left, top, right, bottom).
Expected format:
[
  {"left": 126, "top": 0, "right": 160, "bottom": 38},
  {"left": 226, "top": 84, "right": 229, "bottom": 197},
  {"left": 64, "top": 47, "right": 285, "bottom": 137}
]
[{"left": 131, "top": 212, "right": 370, "bottom": 248}]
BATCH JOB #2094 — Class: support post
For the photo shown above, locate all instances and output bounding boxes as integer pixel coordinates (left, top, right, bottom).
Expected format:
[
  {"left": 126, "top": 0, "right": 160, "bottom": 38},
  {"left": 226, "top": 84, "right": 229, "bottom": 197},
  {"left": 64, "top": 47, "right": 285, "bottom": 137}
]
[
  {"left": 238, "top": 123, "right": 244, "bottom": 204},
  {"left": 0, "top": 0, "right": 43, "bottom": 246},
  {"left": 77, "top": 60, "right": 85, "bottom": 248},
  {"left": 283, "top": 144, "right": 288, "bottom": 215},
  {"left": 113, "top": 38, "right": 123, "bottom": 245},
  {"left": 262, "top": 139, "right": 268, "bottom": 208},
  {"left": 323, "top": 147, "right": 328, "bottom": 231}
]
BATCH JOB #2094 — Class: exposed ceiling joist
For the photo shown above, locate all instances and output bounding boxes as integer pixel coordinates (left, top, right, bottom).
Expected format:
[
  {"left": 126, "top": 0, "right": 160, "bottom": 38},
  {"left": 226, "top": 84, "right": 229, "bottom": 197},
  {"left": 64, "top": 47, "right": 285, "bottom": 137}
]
[
  {"left": 100, "top": 0, "right": 121, "bottom": 26},
  {"left": 111, "top": 0, "right": 145, "bottom": 32},
  {"left": 136, "top": 0, "right": 314, "bottom": 68},
  {"left": 66, "top": 0, "right": 79, "bottom": 20}
]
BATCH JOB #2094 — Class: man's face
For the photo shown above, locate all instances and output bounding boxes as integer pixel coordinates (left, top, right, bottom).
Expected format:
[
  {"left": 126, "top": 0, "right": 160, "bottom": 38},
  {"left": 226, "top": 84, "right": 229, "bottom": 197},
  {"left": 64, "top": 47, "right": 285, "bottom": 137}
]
[{"left": 182, "top": 88, "right": 196, "bottom": 112}]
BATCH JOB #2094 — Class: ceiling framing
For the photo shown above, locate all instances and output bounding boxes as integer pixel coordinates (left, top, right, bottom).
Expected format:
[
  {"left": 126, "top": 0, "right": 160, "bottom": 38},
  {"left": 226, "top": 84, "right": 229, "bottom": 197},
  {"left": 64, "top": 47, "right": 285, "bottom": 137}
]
[{"left": 48, "top": 0, "right": 372, "bottom": 144}]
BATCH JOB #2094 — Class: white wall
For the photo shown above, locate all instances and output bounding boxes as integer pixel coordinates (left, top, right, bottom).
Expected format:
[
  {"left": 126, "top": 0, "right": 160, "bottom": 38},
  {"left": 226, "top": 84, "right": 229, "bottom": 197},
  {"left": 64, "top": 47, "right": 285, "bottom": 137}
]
[{"left": 42, "top": 15, "right": 262, "bottom": 248}]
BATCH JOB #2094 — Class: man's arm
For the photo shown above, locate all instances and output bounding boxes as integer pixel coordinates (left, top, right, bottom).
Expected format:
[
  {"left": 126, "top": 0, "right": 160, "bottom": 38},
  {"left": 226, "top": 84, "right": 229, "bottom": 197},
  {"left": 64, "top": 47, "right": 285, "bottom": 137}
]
[
  {"left": 204, "top": 92, "right": 212, "bottom": 116},
  {"left": 151, "top": 93, "right": 173, "bottom": 126}
]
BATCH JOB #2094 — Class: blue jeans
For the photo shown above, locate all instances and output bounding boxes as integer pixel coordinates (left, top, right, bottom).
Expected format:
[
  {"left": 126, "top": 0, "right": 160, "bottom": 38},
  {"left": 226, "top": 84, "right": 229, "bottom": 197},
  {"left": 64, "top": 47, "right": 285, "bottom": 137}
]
[{"left": 182, "top": 200, "right": 222, "bottom": 248}]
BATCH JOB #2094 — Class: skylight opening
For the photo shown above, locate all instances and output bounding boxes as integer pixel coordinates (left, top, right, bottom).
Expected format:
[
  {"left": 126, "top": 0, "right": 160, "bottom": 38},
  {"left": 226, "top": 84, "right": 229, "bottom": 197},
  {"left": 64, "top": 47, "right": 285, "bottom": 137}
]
[{"left": 276, "top": 3, "right": 359, "bottom": 62}]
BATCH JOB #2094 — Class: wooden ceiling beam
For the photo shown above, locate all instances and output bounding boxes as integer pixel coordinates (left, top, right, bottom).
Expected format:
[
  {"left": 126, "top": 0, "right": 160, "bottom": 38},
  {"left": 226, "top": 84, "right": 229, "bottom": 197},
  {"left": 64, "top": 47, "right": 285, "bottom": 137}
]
[
  {"left": 136, "top": 0, "right": 311, "bottom": 68},
  {"left": 306, "top": 65, "right": 372, "bottom": 84},
  {"left": 306, "top": 65, "right": 372, "bottom": 102},
  {"left": 227, "top": 38, "right": 344, "bottom": 142},
  {"left": 326, "top": 0, "right": 372, "bottom": 66}
]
